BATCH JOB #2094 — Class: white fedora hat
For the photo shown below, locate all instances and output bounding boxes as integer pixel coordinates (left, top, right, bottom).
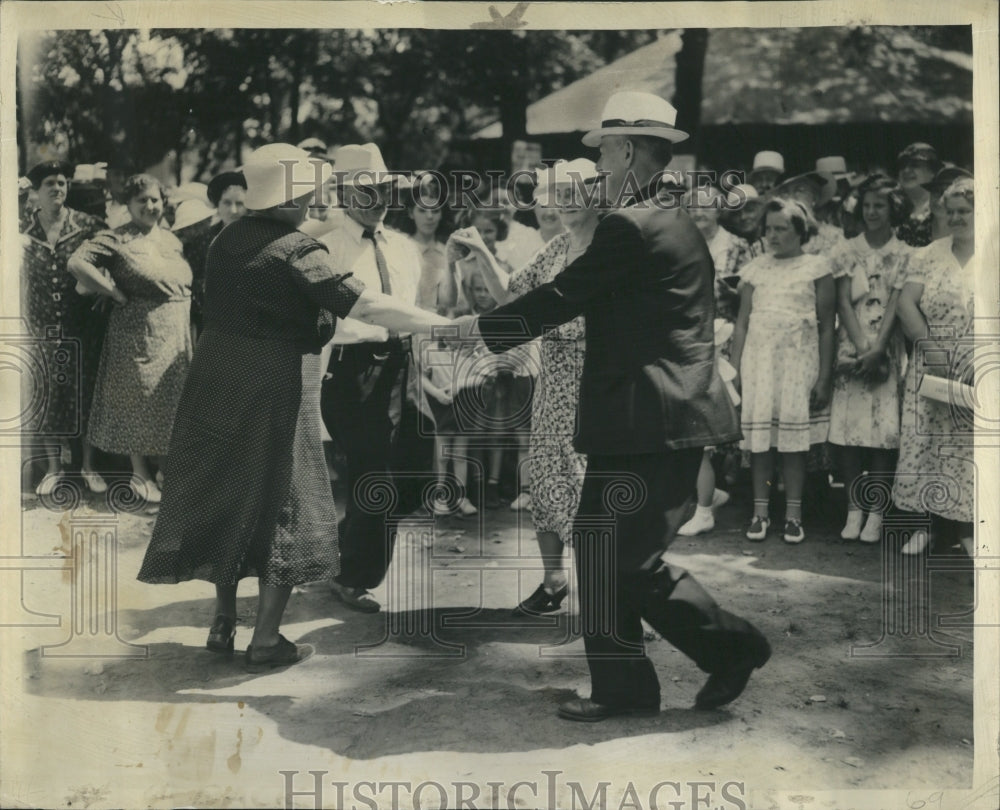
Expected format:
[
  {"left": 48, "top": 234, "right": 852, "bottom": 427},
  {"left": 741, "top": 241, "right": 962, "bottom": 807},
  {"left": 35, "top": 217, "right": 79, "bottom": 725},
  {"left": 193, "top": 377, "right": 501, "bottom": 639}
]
[
  {"left": 815, "top": 155, "right": 850, "bottom": 177},
  {"left": 243, "top": 143, "right": 331, "bottom": 210},
  {"left": 332, "top": 143, "right": 407, "bottom": 187},
  {"left": 582, "top": 91, "right": 689, "bottom": 147},
  {"left": 750, "top": 151, "right": 785, "bottom": 176},
  {"left": 170, "top": 182, "right": 211, "bottom": 207},
  {"left": 171, "top": 198, "right": 215, "bottom": 232},
  {"left": 533, "top": 158, "right": 599, "bottom": 205}
]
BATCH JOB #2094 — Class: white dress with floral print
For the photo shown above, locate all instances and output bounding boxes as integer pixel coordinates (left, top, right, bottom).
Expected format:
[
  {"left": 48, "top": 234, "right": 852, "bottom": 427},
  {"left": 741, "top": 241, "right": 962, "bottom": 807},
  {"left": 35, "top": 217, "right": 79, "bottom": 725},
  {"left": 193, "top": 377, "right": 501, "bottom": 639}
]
[{"left": 828, "top": 234, "right": 911, "bottom": 448}]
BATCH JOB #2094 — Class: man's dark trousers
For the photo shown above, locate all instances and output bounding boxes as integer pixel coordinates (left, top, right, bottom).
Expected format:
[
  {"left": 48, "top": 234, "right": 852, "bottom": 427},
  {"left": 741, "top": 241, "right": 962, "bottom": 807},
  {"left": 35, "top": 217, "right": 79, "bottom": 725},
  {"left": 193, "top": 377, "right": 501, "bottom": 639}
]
[
  {"left": 321, "top": 341, "right": 409, "bottom": 590},
  {"left": 573, "top": 448, "right": 769, "bottom": 708}
]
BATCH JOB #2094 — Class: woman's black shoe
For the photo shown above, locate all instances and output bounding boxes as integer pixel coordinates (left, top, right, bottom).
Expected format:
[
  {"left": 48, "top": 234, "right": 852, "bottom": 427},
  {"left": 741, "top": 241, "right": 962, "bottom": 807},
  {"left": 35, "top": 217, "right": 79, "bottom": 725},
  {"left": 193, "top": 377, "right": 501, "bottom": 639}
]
[
  {"left": 206, "top": 614, "right": 236, "bottom": 653},
  {"left": 511, "top": 583, "right": 568, "bottom": 616}
]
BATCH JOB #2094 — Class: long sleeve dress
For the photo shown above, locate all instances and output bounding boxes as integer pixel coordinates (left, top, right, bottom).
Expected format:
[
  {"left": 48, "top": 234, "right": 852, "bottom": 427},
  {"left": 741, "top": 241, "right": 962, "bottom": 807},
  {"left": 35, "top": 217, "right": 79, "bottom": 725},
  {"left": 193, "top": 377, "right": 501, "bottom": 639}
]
[{"left": 138, "top": 214, "right": 365, "bottom": 586}]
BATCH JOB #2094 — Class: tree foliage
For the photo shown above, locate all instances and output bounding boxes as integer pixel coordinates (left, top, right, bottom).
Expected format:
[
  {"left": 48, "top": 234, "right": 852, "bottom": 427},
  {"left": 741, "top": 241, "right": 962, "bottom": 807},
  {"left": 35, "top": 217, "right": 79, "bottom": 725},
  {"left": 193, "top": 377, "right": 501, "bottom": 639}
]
[{"left": 19, "top": 28, "right": 658, "bottom": 178}]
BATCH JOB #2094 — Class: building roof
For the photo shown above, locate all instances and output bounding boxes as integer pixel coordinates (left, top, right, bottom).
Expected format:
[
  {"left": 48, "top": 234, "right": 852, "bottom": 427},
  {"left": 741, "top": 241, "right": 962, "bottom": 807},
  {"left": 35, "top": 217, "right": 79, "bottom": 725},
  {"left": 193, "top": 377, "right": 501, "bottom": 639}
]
[{"left": 473, "top": 27, "right": 972, "bottom": 138}]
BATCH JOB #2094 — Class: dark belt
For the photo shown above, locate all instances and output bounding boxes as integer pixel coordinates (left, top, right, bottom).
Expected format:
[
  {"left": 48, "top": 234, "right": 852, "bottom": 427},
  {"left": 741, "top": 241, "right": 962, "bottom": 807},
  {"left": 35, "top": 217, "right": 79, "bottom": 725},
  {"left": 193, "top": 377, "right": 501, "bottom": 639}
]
[{"left": 333, "top": 336, "right": 412, "bottom": 365}]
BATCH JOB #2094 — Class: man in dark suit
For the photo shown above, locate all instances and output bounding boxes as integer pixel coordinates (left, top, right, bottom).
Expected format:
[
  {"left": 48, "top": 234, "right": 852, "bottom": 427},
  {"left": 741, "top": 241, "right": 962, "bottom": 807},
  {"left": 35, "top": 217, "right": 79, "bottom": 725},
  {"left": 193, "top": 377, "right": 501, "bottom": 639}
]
[{"left": 452, "top": 91, "right": 771, "bottom": 721}]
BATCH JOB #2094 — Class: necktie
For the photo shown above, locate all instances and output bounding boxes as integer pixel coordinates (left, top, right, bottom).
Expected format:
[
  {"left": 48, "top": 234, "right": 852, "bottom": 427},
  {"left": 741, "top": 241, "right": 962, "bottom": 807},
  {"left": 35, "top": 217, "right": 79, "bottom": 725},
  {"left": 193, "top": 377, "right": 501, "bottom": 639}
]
[{"left": 362, "top": 228, "right": 393, "bottom": 296}]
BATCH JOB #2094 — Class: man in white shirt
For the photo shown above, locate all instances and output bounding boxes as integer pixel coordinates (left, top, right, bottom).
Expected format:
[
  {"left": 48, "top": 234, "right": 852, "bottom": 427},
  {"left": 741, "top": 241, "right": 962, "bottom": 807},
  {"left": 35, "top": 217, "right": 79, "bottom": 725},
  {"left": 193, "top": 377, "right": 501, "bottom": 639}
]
[{"left": 319, "top": 143, "right": 422, "bottom": 613}]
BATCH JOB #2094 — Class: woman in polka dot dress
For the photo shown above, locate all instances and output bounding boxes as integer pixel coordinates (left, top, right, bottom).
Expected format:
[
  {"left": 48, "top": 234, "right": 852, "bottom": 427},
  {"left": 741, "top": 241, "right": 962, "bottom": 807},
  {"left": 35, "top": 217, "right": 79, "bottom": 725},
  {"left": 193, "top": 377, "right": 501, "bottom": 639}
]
[{"left": 136, "top": 145, "right": 449, "bottom": 672}]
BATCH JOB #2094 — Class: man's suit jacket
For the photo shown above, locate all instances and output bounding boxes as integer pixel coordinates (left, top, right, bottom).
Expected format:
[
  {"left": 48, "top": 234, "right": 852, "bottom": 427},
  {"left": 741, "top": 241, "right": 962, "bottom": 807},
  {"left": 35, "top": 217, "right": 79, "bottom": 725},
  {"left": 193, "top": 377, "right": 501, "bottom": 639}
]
[{"left": 477, "top": 193, "right": 741, "bottom": 456}]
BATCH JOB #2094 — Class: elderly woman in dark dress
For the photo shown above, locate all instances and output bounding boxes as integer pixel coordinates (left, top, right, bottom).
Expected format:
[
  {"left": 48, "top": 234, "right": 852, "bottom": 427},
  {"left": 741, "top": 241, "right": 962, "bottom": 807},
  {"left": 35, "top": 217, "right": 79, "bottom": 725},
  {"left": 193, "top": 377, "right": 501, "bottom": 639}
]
[
  {"left": 136, "top": 144, "right": 449, "bottom": 671},
  {"left": 20, "top": 161, "right": 108, "bottom": 495},
  {"left": 68, "top": 174, "right": 193, "bottom": 504}
]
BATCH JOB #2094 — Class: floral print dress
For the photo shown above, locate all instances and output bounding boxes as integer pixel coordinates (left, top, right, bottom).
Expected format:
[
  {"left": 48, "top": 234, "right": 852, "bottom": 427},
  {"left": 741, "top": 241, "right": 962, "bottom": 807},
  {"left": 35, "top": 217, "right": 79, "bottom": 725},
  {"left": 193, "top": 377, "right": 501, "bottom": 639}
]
[
  {"left": 892, "top": 237, "right": 975, "bottom": 523},
  {"left": 71, "top": 223, "right": 194, "bottom": 456},
  {"left": 506, "top": 232, "right": 587, "bottom": 545},
  {"left": 828, "top": 234, "right": 911, "bottom": 448}
]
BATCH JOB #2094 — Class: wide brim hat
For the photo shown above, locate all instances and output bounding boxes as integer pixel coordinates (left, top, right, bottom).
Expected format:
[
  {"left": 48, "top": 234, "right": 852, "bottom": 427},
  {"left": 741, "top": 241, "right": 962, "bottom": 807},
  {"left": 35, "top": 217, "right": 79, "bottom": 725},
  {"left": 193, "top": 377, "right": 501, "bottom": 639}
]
[
  {"left": 332, "top": 143, "right": 408, "bottom": 187},
  {"left": 171, "top": 198, "right": 215, "bottom": 231},
  {"left": 170, "top": 182, "right": 211, "bottom": 207},
  {"left": 297, "top": 137, "right": 329, "bottom": 156},
  {"left": 749, "top": 150, "right": 785, "bottom": 179},
  {"left": 920, "top": 164, "right": 972, "bottom": 195},
  {"left": 725, "top": 183, "right": 765, "bottom": 209},
  {"left": 896, "top": 142, "right": 941, "bottom": 172},
  {"left": 814, "top": 155, "right": 851, "bottom": 178},
  {"left": 774, "top": 171, "right": 836, "bottom": 208},
  {"left": 582, "top": 91, "right": 688, "bottom": 147},
  {"left": 533, "top": 158, "right": 600, "bottom": 205},
  {"left": 243, "top": 143, "right": 332, "bottom": 210},
  {"left": 27, "top": 160, "right": 74, "bottom": 189},
  {"left": 207, "top": 170, "right": 247, "bottom": 206}
]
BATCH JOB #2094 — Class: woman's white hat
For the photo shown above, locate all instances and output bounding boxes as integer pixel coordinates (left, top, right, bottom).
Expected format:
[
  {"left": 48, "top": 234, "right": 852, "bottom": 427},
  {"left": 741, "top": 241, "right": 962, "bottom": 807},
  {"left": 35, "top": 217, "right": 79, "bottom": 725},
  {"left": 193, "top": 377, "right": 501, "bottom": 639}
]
[
  {"left": 243, "top": 143, "right": 332, "bottom": 210},
  {"left": 171, "top": 198, "right": 215, "bottom": 232},
  {"left": 725, "top": 183, "right": 763, "bottom": 208},
  {"left": 533, "top": 158, "right": 599, "bottom": 205},
  {"left": 332, "top": 143, "right": 408, "bottom": 187},
  {"left": 171, "top": 182, "right": 211, "bottom": 207},
  {"left": 582, "top": 91, "right": 689, "bottom": 147}
]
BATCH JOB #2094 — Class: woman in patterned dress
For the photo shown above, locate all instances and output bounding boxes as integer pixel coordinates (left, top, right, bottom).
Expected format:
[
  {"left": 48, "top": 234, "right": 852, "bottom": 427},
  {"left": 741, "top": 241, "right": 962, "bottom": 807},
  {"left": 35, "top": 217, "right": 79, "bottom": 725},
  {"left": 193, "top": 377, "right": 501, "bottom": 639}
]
[
  {"left": 134, "top": 145, "right": 448, "bottom": 670},
  {"left": 892, "top": 177, "right": 976, "bottom": 557},
  {"left": 828, "top": 176, "right": 913, "bottom": 543},
  {"left": 450, "top": 159, "right": 600, "bottom": 614},
  {"left": 894, "top": 143, "right": 941, "bottom": 248},
  {"left": 677, "top": 186, "right": 757, "bottom": 536},
  {"left": 20, "top": 161, "right": 109, "bottom": 496},
  {"left": 68, "top": 174, "right": 193, "bottom": 504},
  {"left": 730, "top": 198, "right": 836, "bottom": 544}
]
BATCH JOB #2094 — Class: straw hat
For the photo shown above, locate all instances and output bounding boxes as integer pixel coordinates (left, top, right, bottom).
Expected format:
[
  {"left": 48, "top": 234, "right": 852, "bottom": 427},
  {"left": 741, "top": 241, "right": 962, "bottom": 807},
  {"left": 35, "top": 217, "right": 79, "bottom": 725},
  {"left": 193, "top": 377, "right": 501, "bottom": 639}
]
[
  {"left": 920, "top": 164, "right": 972, "bottom": 196},
  {"left": 533, "top": 158, "right": 599, "bottom": 205},
  {"left": 171, "top": 198, "right": 215, "bottom": 232},
  {"left": 170, "top": 182, "right": 211, "bottom": 207},
  {"left": 243, "top": 143, "right": 332, "bottom": 210},
  {"left": 773, "top": 171, "right": 836, "bottom": 208},
  {"left": 748, "top": 151, "right": 784, "bottom": 182},
  {"left": 332, "top": 143, "right": 407, "bottom": 187},
  {"left": 725, "top": 183, "right": 763, "bottom": 209},
  {"left": 582, "top": 91, "right": 689, "bottom": 147},
  {"left": 297, "top": 137, "right": 329, "bottom": 157}
]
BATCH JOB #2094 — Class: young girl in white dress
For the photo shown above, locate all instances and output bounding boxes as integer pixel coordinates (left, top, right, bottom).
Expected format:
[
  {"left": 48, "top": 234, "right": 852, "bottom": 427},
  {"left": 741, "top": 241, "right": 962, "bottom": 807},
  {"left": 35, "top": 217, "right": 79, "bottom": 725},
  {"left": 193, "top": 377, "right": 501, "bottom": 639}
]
[
  {"left": 730, "top": 199, "right": 836, "bottom": 544},
  {"left": 828, "top": 176, "right": 912, "bottom": 543}
]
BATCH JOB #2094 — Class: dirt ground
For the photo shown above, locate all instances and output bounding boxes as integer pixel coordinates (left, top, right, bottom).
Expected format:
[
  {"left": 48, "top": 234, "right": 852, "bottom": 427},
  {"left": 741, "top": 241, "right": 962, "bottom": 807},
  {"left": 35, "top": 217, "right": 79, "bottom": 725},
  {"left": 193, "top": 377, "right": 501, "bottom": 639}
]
[{"left": 1, "top": 477, "right": 986, "bottom": 810}]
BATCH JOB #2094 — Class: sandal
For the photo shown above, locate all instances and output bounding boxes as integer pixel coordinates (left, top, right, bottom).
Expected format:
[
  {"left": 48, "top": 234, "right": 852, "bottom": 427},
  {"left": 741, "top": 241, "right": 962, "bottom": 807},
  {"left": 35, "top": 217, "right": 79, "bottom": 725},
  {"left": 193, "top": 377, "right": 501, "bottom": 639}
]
[
  {"left": 245, "top": 634, "right": 314, "bottom": 673},
  {"left": 511, "top": 583, "right": 568, "bottom": 616},
  {"left": 206, "top": 614, "right": 237, "bottom": 654}
]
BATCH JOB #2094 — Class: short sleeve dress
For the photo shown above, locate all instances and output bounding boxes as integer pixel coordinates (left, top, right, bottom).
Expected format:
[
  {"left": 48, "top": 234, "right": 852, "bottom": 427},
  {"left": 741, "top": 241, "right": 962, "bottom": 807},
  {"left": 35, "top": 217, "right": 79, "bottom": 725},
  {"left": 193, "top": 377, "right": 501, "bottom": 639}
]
[
  {"left": 19, "top": 206, "right": 107, "bottom": 437},
  {"left": 506, "top": 232, "right": 587, "bottom": 545},
  {"left": 739, "top": 252, "right": 832, "bottom": 453},
  {"left": 138, "top": 214, "right": 365, "bottom": 587},
  {"left": 827, "top": 234, "right": 911, "bottom": 449},
  {"left": 891, "top": 237, "right": 975, "bottom": 523},
  {"left": 73, "top": 223, "right": 193, "bottom": 455}
]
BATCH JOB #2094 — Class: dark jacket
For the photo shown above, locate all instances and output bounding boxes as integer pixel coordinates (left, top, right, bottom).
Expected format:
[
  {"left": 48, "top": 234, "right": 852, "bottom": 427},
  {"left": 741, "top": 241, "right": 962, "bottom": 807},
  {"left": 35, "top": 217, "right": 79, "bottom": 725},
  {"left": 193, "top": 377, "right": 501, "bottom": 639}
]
[{"left": 477, "top": 191, "right": 741, "bottom": 455}]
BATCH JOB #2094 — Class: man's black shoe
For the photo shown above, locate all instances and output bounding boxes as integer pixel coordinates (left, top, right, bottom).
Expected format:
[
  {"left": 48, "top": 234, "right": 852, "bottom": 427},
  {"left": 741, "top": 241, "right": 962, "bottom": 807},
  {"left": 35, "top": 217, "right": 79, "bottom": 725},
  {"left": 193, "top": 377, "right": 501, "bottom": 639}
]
[
  {"left": 695, "top": 641, "right": 771, "bottom": 710},
  {"left": 557, "top": 698, "right": 660, "bottom": 723}
]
